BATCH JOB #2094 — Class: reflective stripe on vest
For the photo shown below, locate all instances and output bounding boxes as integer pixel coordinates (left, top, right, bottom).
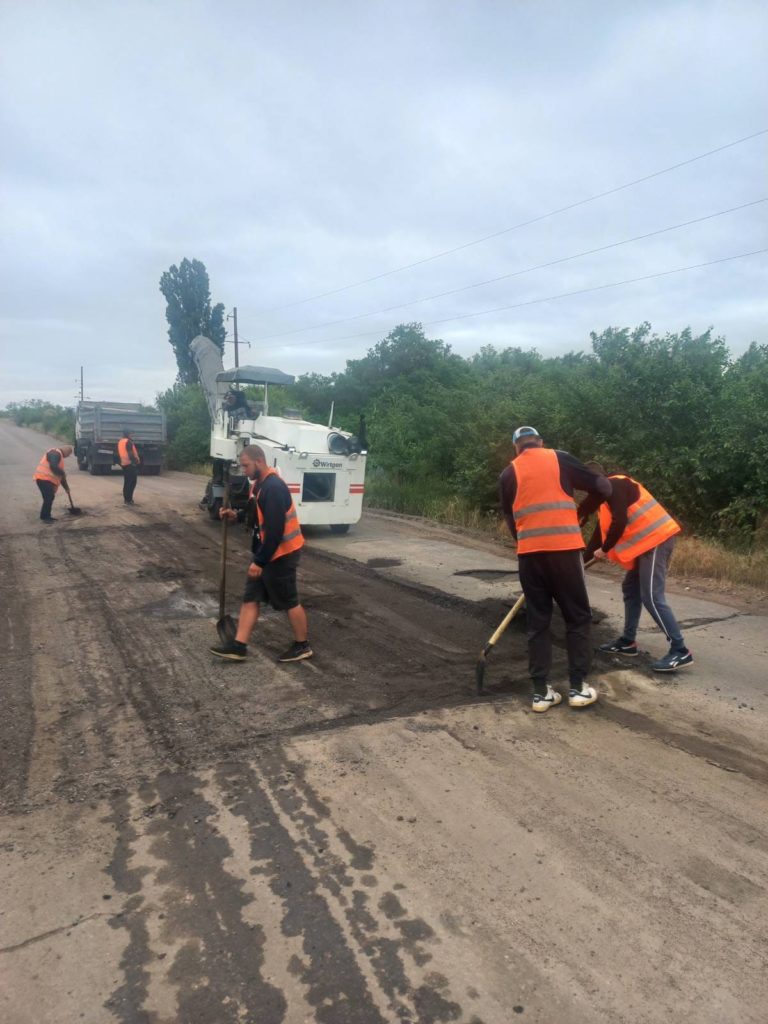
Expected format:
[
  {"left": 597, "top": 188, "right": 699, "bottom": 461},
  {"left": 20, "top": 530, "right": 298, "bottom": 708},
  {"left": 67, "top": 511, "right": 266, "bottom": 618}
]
[
  {"left": 254, "top": 468, "right": 305, "bottom": 560},
  {"left": 511, "top": 447, "right": 584, "bottom": 554},
  {"left": 118, "top": 438, "right": 140, "bottom": 466},
  {"left": 33, "top": 449, "right": 64, "bottom": 488},
  {"left": 599, "top": 476, "right": 680, "bottom": 569}
]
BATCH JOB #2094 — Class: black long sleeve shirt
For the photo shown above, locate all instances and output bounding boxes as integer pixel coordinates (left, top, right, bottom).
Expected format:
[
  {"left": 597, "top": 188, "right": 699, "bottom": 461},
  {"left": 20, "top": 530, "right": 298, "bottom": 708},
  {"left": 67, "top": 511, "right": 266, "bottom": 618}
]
[
  {"left": 248, "top": 473, "right": 294, "bottom": 566},
  {"left": 498, "top": 449, "right": 612, "bottom": 540},
  {"left": 578, "top": 475, "right": 641, "bottom": 558}
]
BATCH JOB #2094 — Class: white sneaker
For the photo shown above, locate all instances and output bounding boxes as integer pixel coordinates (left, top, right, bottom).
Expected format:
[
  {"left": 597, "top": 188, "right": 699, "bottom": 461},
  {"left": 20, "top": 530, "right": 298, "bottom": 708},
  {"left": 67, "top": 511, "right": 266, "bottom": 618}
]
[
  {"left": 532, "top": 687, "right": 562, "bottom": 713},
  {"left": 568, "top": 684, "right": 598, "bottom": 708}
]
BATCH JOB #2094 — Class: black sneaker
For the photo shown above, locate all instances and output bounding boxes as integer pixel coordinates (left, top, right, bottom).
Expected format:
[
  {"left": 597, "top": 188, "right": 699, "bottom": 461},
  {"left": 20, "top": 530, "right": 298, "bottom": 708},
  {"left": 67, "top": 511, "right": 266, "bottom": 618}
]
[
  {"left": 210, "top": 640, "right": 248, "bottom": 661},
  {"left": 598, "top": 637, "right": 638, "bottom": 657},
  {"left": 651, "top": 648, "right": 693, "bottom": 672},
  {"left": 278, "top": 641, "right": 313, "bottom": 663}
]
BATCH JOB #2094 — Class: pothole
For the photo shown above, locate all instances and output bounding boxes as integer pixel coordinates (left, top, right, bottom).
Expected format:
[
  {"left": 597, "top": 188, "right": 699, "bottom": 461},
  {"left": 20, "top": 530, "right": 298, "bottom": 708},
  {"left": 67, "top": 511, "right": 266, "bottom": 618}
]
[
  {"left": 453, "top": 568, "right": 518, "bottom": 581},
  {"left": 367, "top": 558, "right": 403, "bottom": 568}
]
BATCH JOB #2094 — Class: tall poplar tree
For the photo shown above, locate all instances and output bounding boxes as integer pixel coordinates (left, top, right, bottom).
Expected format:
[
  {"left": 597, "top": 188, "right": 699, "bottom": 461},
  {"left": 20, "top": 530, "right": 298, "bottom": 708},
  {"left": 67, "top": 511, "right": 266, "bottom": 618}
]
[{"left": 159, "top": 259, "right": 226, "bottom": 384}]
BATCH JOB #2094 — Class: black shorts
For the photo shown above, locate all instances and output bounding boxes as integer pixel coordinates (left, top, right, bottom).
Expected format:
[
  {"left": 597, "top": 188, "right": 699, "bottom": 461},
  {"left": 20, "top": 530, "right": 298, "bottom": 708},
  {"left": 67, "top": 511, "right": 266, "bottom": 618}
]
[{"left": 243, "top": 551, "right": 301, "bottom": 610}]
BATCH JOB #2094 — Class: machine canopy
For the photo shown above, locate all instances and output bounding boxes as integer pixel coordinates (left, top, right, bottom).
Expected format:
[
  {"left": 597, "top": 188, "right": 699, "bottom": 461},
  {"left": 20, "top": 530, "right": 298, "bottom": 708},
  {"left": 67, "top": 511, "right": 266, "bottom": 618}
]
[{"left": 216, "top": 366, "right": 295, "bottom": 386}]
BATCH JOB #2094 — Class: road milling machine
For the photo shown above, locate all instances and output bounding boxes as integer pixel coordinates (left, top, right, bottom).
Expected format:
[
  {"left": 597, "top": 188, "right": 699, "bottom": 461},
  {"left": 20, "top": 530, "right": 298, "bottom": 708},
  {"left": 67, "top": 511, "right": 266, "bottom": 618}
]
[{"left": 191, "top": 335, "right": 367, "bottom": 533}]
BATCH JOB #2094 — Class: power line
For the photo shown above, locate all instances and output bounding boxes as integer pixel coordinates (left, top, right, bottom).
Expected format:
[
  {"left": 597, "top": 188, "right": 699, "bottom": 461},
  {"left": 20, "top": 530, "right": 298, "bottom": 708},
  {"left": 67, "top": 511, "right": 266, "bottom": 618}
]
[
  {"left": 250, "top": 198, "right": 767, "bottom": 342},
  {"left": 276, "top": 248, "right": 767, "bottom": 348},
  {"left": 252, "top": 128, "right": 768, "bottom": 316}
]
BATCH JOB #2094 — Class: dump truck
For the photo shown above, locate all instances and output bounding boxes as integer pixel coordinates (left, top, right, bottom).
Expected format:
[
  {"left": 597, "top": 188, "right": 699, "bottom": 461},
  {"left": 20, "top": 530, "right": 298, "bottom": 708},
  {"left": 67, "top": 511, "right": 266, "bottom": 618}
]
[
  {"left": 74, "top": 401, "right": 167, "bottom": 475},
  {"left": 190, "top": 335, "right": 367, "bottom": 532}
]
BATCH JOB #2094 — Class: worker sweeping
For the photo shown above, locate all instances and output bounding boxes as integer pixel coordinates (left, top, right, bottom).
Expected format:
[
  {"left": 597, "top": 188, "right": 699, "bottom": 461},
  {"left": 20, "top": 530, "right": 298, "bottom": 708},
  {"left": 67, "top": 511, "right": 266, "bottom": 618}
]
[
  {"left": 579, "top": 463, "right": 693, "bottom": 672},
  {"left": 117, "top": 429, "right": 141, "bottom": 505},
  {"left": 33, "top": 445, "right": 73, "bottom": 522},
  {"left": 499, "top": 427, "right": 612, "bottom": 713},
  {"left": 210, "top": 444, "right": 313, "bottom": 664}
]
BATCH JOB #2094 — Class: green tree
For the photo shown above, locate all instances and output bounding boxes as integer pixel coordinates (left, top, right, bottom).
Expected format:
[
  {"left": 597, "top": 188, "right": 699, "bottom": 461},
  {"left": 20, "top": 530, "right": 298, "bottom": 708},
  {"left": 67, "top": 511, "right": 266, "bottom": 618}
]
[
  {"left": 159, "top": 258, "right": 226, "bottom": 385},
  {"left": 155, "top": 382, "right": 211, "bottom": 468}
]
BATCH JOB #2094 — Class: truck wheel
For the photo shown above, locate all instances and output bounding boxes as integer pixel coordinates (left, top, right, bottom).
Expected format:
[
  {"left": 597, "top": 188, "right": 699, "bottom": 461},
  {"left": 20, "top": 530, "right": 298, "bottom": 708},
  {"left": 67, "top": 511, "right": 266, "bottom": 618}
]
[
  {"left": 78, "top": 458, "right": 88, "bottom": 471},
  {"left": 87, "top": 455, "right": 97, "bottom": 475},
  {"left": 330, "top": 524, "right": 350, "bottom": 535},
  {"left": 208, "top": 498, "right": 223, "bottom": 521}
]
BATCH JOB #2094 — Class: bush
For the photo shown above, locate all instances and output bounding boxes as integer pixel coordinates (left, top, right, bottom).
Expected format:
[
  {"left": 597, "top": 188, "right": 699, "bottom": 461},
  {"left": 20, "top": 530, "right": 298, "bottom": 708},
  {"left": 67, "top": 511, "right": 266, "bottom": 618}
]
[
  {"left": 5, "top": 400, "right": 75, "bottom": 441},
  {"left": 156, "top": 383, "right": 211, "bottom": 469}
]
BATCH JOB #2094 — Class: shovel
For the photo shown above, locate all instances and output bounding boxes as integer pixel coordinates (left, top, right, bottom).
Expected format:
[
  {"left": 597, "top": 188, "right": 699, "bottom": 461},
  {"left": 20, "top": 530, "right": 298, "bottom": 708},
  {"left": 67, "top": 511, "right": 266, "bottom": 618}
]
[
  {"left": 65, "top": 489, "right": 84, "bottom": 516},
  {"left": 216, "top": 482, "right": 238, "bottom": 643},
  {"left": 476, "top": 558, "right": 595, "bottom": 693}
]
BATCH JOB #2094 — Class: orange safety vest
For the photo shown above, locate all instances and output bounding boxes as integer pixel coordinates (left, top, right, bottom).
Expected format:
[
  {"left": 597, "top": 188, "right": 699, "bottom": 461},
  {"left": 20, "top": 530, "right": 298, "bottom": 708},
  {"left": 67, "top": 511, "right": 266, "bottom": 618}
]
[
  {"left": 33, "top": 448, "right": 65, "bottom": 489},
  {"left": 511, "top": 447, "right": 584, "bottom": 555},
  {"left": 117, "top": 438, "right": 140, "bottom": 466},
  {"left": 251, "top": 468, "right": 304, "bottom": 561},
  {"left": 599, "top": 475, "right": 681, "bottom": 569}
]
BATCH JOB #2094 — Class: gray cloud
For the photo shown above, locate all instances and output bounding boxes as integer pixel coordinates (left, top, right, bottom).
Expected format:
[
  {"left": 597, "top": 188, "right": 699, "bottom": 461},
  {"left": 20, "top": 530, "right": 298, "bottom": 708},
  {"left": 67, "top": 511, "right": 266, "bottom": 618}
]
[{"left": 1, "top": 0, "right": 766, "bottom": 407}]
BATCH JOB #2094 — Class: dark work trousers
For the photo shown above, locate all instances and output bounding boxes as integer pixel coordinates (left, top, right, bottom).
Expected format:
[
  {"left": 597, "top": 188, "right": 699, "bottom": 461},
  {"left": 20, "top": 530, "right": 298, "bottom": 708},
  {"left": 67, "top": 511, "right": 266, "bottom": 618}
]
[
  {"left": 122, "top": 465, "right": 138, "bottom": 503},
  {"left": 621, "top": 536, "right": 685, "bottom": 651},
  {"left": 518, "top": 549, "right": 592, "bottom": 695},
  {"left": 36, "top": 479, "right": 57, "bottom": 520}
]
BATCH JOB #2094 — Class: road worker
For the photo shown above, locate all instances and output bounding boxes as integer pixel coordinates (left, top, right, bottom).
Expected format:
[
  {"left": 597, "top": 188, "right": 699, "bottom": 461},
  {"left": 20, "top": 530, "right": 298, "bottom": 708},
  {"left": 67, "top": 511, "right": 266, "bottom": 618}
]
[
  {"left": 579, "top": 462, "right": 693, "bottom": 672},
  {"left": 210, "top": 444, "right": 313, "bottom": 664},
  {"left": 117, "top": 430, "right": 140, "bottom": 505},
  {"left": 33, "top": 445, "right": 73, "bottom": 522},
  {"left": 499, "top": 426, "right": 612, "bottom": 713}
]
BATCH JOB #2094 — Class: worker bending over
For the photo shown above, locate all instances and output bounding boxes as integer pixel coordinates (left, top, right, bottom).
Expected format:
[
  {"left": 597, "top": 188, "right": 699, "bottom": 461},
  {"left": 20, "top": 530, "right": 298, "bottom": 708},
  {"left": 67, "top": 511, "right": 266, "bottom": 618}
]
[
  {"left": 499, "top": 426, "right": 611, "bottom": 713},
  {"left": 210, "top": 444, "right": 313, "bottom": 664},
  {"left": 117, "top": 430, "right": 140, "bottom": 505},
  {"left": 33, "top": 445, "right": 73, "bottom": 522},
  {"left": 579, "top": 463, "right": 693, "bottom": 673}
]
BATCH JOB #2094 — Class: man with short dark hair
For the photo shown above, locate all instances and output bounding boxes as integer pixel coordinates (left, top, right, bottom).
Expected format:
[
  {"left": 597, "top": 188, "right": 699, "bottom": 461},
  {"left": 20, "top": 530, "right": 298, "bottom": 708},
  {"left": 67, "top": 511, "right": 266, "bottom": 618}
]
[
  {"left": 33, "top": 445, "right": 73, "bottom": 522},
  {"left": 579, "top": 462, "right": 693, "bottom": 673},
  {"left": 499, "top": 427, "right": 612, "bottom": 712},
  {"left": 210, "top": 444, "right": 312, "bottom": 664},
  {"left": 117, "top": 430, "right": 140, "bottom": 505}
]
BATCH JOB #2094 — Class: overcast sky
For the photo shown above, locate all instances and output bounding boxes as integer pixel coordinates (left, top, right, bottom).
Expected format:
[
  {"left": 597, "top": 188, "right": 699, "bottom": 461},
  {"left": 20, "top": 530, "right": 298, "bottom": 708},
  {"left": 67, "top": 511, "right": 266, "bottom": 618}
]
[{"left": 1, "top": 0, "right": 766, "bottom": 407}]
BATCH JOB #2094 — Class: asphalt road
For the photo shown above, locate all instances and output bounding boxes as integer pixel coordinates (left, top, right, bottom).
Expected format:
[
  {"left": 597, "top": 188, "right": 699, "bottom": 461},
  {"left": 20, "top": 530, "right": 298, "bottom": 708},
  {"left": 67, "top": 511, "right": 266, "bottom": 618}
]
[{"left": 1, "top": 420, "right": 766, "bottom": 1024}]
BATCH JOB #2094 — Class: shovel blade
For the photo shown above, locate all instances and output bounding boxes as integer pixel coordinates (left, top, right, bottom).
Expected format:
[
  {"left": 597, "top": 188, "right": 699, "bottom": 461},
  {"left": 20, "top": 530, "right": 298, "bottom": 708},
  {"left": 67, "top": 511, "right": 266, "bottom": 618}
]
[
  {"left": 67, "top": 507, "right": 84, "bottom": 515},
  {"left": 216, "top": 615, "right": 238, "bottom": 644}
]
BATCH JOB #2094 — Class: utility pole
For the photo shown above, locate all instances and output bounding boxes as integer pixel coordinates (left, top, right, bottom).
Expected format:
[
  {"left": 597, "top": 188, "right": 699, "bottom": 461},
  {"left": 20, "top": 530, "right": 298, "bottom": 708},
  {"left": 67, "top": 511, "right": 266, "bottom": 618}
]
[
  {"left": 80, "top": 366, "right": 84, "bottom": 403},
  {"left": 232, "top": 306, "right": 239, "bottom": 368}
]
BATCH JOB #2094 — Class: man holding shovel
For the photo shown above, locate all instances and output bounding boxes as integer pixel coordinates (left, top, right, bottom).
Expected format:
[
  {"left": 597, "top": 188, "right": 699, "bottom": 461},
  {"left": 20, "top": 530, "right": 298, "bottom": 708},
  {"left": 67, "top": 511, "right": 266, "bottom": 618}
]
[
  {"left": 499, "top": 427, "right": 611, "bottom": 713},
  {"left": 33, "top": 445, "right": 73, "bottom": 522},
  {"left": 210, "top": 444, "right": 312, "bottom": 664}
]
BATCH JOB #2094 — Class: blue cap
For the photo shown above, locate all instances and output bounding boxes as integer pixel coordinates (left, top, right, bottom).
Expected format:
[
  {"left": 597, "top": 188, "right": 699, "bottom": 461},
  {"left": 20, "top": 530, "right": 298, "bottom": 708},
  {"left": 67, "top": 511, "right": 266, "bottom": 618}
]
[{"left": 512, "top": 425, "right": 540, "bottom": 444}]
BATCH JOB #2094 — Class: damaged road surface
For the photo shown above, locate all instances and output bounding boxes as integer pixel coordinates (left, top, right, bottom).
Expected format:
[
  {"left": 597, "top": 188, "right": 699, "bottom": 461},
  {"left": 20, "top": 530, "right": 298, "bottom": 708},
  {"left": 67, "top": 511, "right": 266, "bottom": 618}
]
[{"left": 2, "top": 421, "right": 767, "bottom": 1024}]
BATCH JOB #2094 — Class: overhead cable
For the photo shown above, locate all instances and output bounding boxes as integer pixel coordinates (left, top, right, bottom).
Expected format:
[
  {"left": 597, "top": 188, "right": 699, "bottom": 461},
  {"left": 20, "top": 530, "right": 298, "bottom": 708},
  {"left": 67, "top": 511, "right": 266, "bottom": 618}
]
[
  {"left": 276, "top": 248, "right": 767, "bottom": 348},
  {"left": 249, "top": 198, "right": 767, "bottom": 342},
  {"left": 252, "top": 128, "right": 768, "bottom": 316}
]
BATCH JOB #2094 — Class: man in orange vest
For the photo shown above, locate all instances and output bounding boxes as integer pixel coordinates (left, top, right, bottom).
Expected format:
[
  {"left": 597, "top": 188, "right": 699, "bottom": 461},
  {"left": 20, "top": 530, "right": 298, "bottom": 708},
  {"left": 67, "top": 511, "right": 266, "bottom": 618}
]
[
  {"left": 580, "top": 464, "right": 693, "bottom": 673},
  {"left": 117, "top": 430, "right": 140, "bottom": 505},
  {"left": 210, "top": 444, "right": 312, "bottom": 664},
  {"left": 33, "top": 445, "right": 73, "bottom": 522},
  {"left": 499, "top": 426, "right": 612, "bottom": 713}
]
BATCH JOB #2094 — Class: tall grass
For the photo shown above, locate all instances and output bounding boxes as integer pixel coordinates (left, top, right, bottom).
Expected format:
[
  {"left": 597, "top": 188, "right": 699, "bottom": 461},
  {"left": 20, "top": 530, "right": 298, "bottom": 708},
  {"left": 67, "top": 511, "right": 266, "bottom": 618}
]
[{"left": 671, "top": 537, "right": 768, "bottom": 590}]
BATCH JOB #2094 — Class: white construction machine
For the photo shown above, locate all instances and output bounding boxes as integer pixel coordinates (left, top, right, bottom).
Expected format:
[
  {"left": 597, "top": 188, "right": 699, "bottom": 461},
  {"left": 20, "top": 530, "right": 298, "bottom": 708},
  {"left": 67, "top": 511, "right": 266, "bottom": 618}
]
[{"left": 191, "top": 335, "right": 367, "bottom": 533}]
